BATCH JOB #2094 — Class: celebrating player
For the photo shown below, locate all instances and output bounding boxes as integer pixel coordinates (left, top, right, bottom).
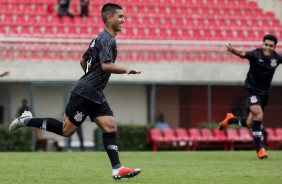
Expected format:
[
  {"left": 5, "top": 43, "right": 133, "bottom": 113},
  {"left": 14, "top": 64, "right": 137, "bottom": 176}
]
[
  {"left": 219, "top": 34, "right": 282, "bottom": 159},
  {"left": 9, "top": 3, "right": 141, "bottom": 179}
]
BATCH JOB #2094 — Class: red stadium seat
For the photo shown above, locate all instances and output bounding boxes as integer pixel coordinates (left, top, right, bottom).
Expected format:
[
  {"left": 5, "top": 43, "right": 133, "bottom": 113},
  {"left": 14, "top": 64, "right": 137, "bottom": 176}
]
[
  {"left": 188, "top": 128, "right": 204, "bottom": 142},
  {"left": 175, "top": 128, "right": 190, "bottom": 142},
  {"left": 163, "top": 128, "right": 178, "bottom": 142},
  {"left": 201, "top": 128, "right": 216, "bottom": 142},
  {"left": 213, "top": 129, "right": 229, "bottom": 141},
  {"left": 238, "top": 128, "right": 253, "bottom": 142},
  {"left": 226, "top": 129, "right": 241, "bottom": 150},
  {"left": 226, "top": 129, "right": 241, "bottom": 141},
  {"left": 275, "top": 128, "right": 282, "bottom": 141},
  {"left": 148, "top": 128, "right": 165, "bottom": 151}
]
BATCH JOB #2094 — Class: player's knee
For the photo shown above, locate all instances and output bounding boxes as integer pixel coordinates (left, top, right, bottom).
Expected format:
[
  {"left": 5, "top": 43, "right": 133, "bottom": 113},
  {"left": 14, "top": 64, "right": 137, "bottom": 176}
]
[
  {"left": 103, "top": 123, "right": 117, "bottom": 133},
  {"left": 251, "top": 112, "right": 263, "bottom": 122},
  {"left": 255, "top": 114, "right": 263, "bottom": 121},
  {"left": 62, "top": 130, "right": 75, "bottom": 137}
]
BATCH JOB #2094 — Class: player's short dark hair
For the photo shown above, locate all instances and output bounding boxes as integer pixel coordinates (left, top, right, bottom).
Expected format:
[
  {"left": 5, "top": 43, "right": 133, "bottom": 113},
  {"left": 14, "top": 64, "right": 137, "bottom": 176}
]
[
  {"left": 101, "top": 3, "right": 122, "bottom": 23},
  {"left": 263, "top": 34, "right": 278, "bottom": 45}
]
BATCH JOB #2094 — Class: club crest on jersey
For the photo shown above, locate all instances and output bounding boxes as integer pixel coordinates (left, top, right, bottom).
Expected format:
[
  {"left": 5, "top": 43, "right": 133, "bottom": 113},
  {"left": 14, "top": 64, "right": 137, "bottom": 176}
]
[
  {"left": 74, "top": 111, "right": 84, "bottom": 122},
  {"left": 250, "top": 95, "right": 258, "bottom": 103},
  {"left": 270, "top": 58, "right": 277, "bottom": 67}
]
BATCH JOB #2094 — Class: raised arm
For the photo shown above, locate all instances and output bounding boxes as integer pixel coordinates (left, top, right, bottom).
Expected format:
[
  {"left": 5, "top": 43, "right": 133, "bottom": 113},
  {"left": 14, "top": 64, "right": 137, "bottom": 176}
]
[
  {"left": 0, "top": 71, "right": 9, "bottom": 77},
  {"left": 227, "top": 43, "right": 246, "bottom": 58},
  {"left": 101, "top": 62, "right": 141, "bottom": 74}
]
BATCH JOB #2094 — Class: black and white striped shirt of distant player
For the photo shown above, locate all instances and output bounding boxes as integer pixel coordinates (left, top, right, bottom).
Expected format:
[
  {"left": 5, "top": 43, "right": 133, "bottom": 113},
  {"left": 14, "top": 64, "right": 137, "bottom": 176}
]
[
  {"left": 9, "top": 3, "right": 142, "bottom": 179},
  {"left": 220, "top": 34, "right": 282, "bottom": 159}
]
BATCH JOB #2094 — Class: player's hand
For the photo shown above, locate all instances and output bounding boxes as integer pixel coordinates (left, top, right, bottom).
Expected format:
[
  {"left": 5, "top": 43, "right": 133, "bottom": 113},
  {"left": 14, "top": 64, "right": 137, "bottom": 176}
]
[
  {"left": 126, "top": 69, "right": 142, "bottom": 74},
  {"left": 3, "top": 71, "right": 9, "bottom": 76},
  {"left": 0, "top": 71, "right": 9, "bottom": 77},
  {"left": 227, "top": 43, "right": 233, "bottom": 52}
]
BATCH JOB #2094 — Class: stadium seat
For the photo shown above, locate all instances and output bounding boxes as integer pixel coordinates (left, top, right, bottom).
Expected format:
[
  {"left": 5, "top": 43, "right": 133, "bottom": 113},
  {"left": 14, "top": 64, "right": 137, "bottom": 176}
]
[
  {"left": 175, "top": 128, "right": 190, "bottom": 141},
  {"left": 1, "top": 0, "right": 282, "bottom": 64},
  {"left": 148, "top": 128, "right": 165, "bottom": 151},
  {"left": 265, "top": 128, "right": 279, "bottom": 141},
  {"left": 188, "top": 128, "right": 206, "bottom": 150},
  {"left": 213, "top": 129, "right": 229, "bottom": 150},
  {"left": 238, "top": 128, "right": 253, "bottom": 142},
  {"left": 201, "top": 128, "right": 216, "bottom": 142},
  {"left": 175, "top": 128, "right": 190, "bottom": 150},
  {"left": 264, "top": 127, "right": 280, "bottom": 149},
  {"left": 163, "top": 128, "right": 178, "bottom": 142},
  {"left": 226, "top": 128, "right": 241, "bottom": 141},
  {"left": 226, "top": 128, "right": 241, "bottom": 150},
  {"left": 275, "top": 128, "right": 282, "bottom": 141}
]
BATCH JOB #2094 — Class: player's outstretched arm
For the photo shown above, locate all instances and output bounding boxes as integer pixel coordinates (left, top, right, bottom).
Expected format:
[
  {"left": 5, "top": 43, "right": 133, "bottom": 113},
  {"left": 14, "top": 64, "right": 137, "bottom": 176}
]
[
  {"left": 0, "top": 71, "right": 9, "bottom": 77},
  {"left": 227, "top": 43, "right": 246, "bottom": 58},
  {"left": 102, "top": 62, "right": 141, "bottom": 74}
]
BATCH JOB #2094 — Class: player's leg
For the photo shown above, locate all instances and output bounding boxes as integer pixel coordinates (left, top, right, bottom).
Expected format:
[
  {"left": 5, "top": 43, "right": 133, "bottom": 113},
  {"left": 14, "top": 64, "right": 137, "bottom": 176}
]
[
  {"left": 94, "top": 115, "right": 141, "bottom": 179},
  {"left": 249, "top": 104, "right": 267, "bottom": 159},
  {"left": 246, "top": 113, "right": 253, "bottom": 128},
  {"left": 261, "top": 128, "right": 268, "bottom": 148},
  {"left": 9, "top": 93, "right": 84, "bottom": 137},
  {"left": 219, "top": 93, "right": 251, "bottom": 130},
  {"left": 9, "top": 111, "right": 78, "bottom": 137},
  {"left": 92, "top": 101, "right": 141, "bottom": 179},
  {"left": 219, "top": 112, "right": 250, "bottom": 130}
]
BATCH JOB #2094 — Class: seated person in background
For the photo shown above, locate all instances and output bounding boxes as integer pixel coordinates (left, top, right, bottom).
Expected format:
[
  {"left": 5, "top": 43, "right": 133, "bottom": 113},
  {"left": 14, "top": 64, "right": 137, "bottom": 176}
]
[
  {"left": 58, "top": 0, "right": 74, "bottom": 19},
  {"left": 155, "top": 113, "right": 170, "bottom": 131}
]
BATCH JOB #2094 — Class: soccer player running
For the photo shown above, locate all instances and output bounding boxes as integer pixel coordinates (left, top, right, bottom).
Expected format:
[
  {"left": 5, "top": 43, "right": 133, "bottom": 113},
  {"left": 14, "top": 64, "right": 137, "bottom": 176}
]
[
  {"left": 219, "top": 34, "right": 282, "bottom": 159},
  {"left": 9, "top": 3, "right": 141, "bottom": 179}
]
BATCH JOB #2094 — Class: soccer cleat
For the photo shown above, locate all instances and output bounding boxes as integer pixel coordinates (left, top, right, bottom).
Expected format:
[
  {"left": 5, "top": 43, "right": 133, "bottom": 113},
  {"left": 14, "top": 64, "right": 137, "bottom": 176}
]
[
  {"left": 112, "top": 166, "right": 141, "bottom": 180},
  {"left": 9, "top": 111, "right": 33, "bottom": 132},
  {"left": 218, "top": 113, "right": 235, "bottom": 131},
  {"left": 257, "top": 148, "right": 268, "bottom": 159}
]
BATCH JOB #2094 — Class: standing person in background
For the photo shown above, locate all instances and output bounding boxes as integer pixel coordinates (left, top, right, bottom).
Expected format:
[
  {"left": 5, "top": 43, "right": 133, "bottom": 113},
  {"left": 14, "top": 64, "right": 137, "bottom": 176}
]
[
  {"left": 0, "top": 71, "right": 9, "bottom": 77},
  {"left": 9, "top": 3, "right": 141, "bottom": 180},
  {"left": 16, "top": 98, "right": 30, "bottom": 117},
  {"left": 58, "top": 0, "right": 74, "bottom": 19},
  {"left": 68, "top": 125, "right": 85, "bottom": 151},
  {"left": 80, "top": 0, "right": 90, "bottom": 17},
  {"left": 155, "top": 113, "right": 170, "bottom": 131},
  {"left": 219, "top": 34, "right": 282, "bottom": 159}
]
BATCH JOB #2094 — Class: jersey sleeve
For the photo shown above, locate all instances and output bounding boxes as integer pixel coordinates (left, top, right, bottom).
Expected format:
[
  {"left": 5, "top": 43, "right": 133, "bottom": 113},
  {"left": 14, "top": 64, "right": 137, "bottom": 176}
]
[{"left": 244, "top": 50, "right": 255, "bottom": 60}]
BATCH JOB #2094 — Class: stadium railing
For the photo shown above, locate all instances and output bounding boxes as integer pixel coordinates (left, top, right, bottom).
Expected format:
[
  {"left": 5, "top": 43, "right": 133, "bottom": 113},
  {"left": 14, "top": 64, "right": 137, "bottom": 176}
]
[{"left": 2, "top": 37, "right": 282, "bottom": 63}]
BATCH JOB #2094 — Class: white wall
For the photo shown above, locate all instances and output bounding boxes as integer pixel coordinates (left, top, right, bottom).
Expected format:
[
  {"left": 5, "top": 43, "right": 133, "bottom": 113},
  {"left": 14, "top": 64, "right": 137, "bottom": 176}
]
[
  {"left": 5, "top": 83, "right": 148, "bottom": 143},
  {"left": 105, "top": 84, "right": 147, "bottom": 125}
]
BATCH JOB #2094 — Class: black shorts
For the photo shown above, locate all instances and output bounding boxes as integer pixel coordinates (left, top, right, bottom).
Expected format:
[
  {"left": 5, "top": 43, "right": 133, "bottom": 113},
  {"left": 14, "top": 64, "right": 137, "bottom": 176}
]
[
  {"left": 65, "top": 93, "right": 113, "bottom": 127},
  {"left": 245, "top": 90, "right": 269, "bottom": 111}
]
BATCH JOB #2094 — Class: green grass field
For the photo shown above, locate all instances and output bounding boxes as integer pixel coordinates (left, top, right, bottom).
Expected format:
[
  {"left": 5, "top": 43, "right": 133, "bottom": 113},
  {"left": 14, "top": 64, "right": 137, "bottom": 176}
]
[{"left": 1, "top": 151, "right": 282, "bottom": 184}]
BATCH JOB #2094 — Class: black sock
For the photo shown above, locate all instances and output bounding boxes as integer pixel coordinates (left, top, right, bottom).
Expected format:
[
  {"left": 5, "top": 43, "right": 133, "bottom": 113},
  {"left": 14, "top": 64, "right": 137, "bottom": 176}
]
[
  {"left": 103, "top": 132, "right": 121, "bottom": 169},
  {"left": 26, "top": 118, "right": 63, "bottom": 136},
  {"left": 252, "top": 120, "right": 262, "bottom": 152},
  {"left": 261, "top": 129, "right": 268, "bottom": 147},
  {"left": 228, "top": 117, "right": 248, "bottom": 127}
]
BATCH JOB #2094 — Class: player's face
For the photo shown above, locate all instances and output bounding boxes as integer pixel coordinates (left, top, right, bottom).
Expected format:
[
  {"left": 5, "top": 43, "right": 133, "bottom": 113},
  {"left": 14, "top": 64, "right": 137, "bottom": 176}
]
[
  {"left": 111, "top": 9, "right": 125, "bottom": 32},
  {"left": 262, "top": 39, "right": 276, "bottom": 57}
]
